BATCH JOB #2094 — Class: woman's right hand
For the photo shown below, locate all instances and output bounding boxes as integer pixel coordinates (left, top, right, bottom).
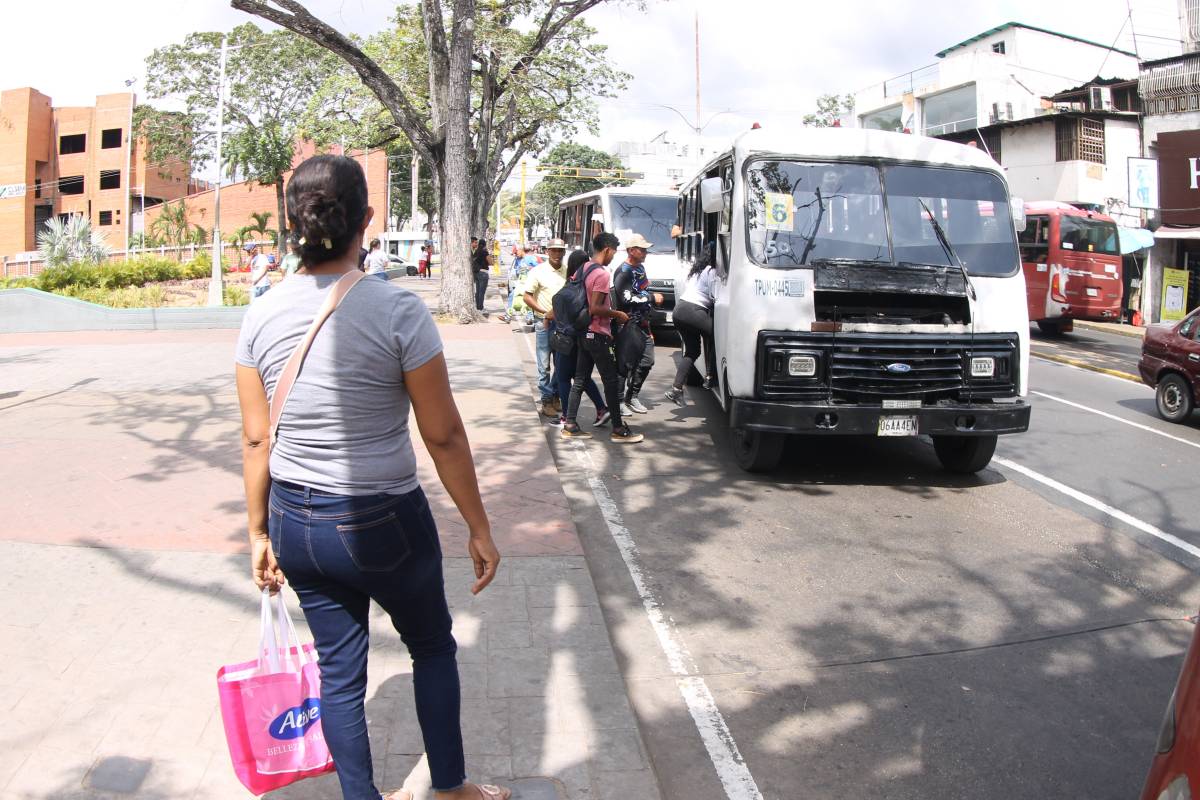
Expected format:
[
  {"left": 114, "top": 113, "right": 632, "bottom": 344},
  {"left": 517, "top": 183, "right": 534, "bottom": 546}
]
[{"left": 468, "top": 529, "right": 501, "bottom": 595}]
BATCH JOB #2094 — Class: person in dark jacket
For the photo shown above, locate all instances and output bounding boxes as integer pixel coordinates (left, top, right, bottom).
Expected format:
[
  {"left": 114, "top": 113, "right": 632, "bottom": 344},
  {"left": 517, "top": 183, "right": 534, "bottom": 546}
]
[
  {"left": 471, "top": 237, "right": 492, "bottom": 312},
  {"left": 611, "top": 234, "right": 661, "bottom": 416}
]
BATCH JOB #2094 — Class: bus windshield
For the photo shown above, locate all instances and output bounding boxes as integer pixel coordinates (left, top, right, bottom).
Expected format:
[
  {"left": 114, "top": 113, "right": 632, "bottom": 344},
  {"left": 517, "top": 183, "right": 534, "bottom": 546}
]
[
  {"left": 1058, "top": 215, "right": 1119, "bottom": 256},
  {"left": 745, "top": 160, "right": 1019, "bottom": 276},
  {"left": 610, "top": 194, "right": 677, "bottom": 251}
]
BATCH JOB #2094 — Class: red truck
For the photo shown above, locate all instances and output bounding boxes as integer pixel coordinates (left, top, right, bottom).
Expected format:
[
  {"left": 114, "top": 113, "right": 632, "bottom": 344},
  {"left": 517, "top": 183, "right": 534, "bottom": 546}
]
[{"left": 1019, "top": 202, "right": 1123, "bottom": 335}]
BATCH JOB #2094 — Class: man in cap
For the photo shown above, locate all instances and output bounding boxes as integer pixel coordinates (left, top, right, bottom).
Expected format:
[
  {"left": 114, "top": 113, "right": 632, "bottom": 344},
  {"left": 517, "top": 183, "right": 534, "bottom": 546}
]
[
  {"left": 523, "top": 238, "right": 570, "bottom": 417},
  {"left": 612, "top": 233, "right": 662, "bottom": 415}
]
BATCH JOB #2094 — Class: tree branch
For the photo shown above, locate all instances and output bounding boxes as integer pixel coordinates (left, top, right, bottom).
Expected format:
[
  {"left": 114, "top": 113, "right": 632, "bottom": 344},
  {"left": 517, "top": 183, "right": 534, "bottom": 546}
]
[
  {"left": 496, "top": 0, "right": 608, "bottom": 93},
  {"left": 229, "top": 0, "right": 436, "bottom": 162}
]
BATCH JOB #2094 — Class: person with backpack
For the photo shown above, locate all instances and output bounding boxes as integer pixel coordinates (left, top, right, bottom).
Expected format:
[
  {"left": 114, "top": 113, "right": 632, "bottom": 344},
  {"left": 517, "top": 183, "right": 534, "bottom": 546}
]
[
  {"left": 559, "top": 232, "right": 644, "bottom": 444},
  {"left": 548, "top": 250, "right": 610, "bottom": 428},
  {"left": 611, "top": 234, "right": 661, "bottom": 416}
]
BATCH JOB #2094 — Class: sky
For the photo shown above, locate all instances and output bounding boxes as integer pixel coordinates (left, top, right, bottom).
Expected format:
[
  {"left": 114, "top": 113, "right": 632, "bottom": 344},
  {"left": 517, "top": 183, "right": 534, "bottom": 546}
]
[{"left": 0, "top": 0, "right": 1186, "bottom": 184}]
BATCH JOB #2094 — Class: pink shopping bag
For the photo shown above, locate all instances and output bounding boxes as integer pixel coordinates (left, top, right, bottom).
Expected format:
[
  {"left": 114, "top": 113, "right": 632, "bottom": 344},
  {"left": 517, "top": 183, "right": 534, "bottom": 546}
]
[{"left": 217, "top": 589, "right": 335, "bottom": 794}]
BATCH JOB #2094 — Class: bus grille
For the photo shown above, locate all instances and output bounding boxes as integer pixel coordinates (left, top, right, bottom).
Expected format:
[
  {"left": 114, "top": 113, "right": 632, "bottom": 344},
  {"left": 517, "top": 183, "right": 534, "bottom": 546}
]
[{"left": 757, "top": 332, "right": 1019, "bottom": 402}]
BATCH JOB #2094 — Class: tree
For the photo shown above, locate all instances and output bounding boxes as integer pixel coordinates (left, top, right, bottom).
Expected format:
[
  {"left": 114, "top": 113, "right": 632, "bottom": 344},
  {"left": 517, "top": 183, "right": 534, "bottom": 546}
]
[
  {"left": 138, "top": 23, "right": 343, "bottom": 250},
  {"left": 802, "top": 94, "right": 855, "bottom": 128},
  {"left": 387, "top": 138, "right": 438, "bottom": 231},
  {"left": 527, "top": 142, "right": 630, "bottom": 236},
  {"left": 37, "top": 216, "right": 110, "bottom": 267},
  {"left": 230, "top": 0, "right": 631, "bottom": 322},
  {"left": 149, "top": 199, "right": 193, "bottom": 254},
  {"left": 245, "top": 211, "right": 276, "bottom": 244}
]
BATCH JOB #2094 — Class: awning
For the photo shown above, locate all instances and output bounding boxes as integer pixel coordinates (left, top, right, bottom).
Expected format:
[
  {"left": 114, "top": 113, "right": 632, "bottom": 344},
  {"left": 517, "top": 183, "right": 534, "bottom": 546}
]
[
  {"left": 1152, "top": 226, "right": 1200, "bottom": 241},
  {"left": 1119, "top": 227, "right": 1157, "bottom": 252}
]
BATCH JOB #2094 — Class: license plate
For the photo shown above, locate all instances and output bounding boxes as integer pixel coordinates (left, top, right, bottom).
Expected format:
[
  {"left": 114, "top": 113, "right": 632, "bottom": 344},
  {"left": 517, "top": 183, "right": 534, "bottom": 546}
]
[
  {"left": 664, "top": 311, "right": 673, "bottom": 323},
  {"left": 1086, "top": 287, "right": 1099, "bottom": 297},
  {"left": 878, "top": 416, "right": 918, "bottom": 437}
]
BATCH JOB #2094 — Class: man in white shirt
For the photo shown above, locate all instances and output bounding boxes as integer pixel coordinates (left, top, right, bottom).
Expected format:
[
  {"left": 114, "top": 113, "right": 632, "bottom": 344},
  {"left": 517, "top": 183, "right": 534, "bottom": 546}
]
[{"left": 522, "top": 238, "right": 569, "bottom": 416}]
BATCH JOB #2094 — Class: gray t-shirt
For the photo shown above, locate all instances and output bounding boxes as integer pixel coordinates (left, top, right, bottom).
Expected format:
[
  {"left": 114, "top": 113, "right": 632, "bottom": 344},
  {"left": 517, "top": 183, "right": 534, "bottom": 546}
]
[{"left": 235, "top": 272, "right": 443, "bottom": 495}]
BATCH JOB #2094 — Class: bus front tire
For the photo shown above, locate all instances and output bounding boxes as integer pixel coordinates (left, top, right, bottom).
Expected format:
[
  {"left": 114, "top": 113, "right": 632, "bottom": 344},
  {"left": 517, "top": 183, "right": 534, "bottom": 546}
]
[
  {"left": 932, "top": 434, "right": 997, "bottom": 474},
  {"left": 730, "top": 426, "right": 785, "bottom": 472}
]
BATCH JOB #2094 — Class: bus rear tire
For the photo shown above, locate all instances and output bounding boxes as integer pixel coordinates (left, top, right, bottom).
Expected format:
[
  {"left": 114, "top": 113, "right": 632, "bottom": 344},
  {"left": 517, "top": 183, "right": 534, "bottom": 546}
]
[
  {"left": 730, "top": 426, "right": 785, "bottom": 472},
  {"left": 933, "top": 434, "right": 997, "bottom": 474},
  {"left": 1037, "top": 320, "right": 1065, "bottom": 336}
]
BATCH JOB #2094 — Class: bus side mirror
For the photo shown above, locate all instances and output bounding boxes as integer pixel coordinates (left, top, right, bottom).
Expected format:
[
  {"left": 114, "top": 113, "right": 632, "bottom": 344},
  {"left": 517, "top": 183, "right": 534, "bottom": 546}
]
[
  {"left": 700, "top": 177, "right": 724, "bottom": 214},
  {"left": 1011, "top": 197, "right": 1027, "bottom": 233}
]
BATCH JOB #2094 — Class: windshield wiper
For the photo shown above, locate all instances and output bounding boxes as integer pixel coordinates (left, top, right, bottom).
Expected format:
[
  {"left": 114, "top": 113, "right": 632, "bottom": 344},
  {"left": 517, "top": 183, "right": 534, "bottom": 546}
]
[{"left": 917, "top": 199, "right": 976, "bottom": 301}]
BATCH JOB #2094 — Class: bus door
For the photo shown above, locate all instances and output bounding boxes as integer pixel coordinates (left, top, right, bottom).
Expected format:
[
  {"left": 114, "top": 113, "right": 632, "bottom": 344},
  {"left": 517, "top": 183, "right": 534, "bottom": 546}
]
[{"left": 1019, "top": 215, "right": 1051, "bottom": 321}]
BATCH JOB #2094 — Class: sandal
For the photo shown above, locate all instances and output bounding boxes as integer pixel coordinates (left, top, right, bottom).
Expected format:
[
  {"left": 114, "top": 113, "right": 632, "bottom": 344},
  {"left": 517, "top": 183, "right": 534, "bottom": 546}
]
[
  {"left": 383, "top": 791, "right": 412, "bottom": 800},
  {"left": 475, "top": 786, "right": 511, "bottom": 800}
]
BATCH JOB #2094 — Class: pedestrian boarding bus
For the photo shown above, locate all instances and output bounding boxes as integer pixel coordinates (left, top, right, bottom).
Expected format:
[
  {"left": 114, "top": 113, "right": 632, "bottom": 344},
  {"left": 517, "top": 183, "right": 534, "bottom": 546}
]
[
  {"left": 557, "top": 187, "right": 679, "bottom": 324},
  {"left": 1019, "top": 201, "right": 1122, "bottom": 335},
  {"left": 676, "top": 127, "right": 1031, "bottom": 473}
]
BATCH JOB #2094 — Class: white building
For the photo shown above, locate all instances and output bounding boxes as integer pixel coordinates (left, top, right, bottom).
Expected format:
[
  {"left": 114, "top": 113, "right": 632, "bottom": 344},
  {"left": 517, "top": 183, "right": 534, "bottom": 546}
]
[{"left": 610, "top": 133, "right": 725, "bottom": 191}]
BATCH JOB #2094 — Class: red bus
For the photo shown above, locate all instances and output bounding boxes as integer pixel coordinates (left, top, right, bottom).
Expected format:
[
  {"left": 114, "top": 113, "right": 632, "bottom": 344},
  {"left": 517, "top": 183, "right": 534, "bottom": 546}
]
[{"left": 1018, "top": 202, "right": 1123, "bottom": 335}]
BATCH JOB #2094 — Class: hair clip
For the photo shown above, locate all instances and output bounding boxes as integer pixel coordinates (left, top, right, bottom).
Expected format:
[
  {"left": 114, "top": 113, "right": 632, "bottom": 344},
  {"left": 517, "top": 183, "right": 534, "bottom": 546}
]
[
  {"left": 297, "top": 237, "right": 307, "bottom": 245},
  {"left": 322, "top": 238, "right": 333, "bottom": 249}
]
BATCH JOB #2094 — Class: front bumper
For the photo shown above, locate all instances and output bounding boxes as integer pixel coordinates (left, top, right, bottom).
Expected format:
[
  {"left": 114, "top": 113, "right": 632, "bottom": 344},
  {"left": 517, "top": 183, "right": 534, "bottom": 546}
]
[{"left": 730, "top": 399, "right": 1031, "bottom": 436}]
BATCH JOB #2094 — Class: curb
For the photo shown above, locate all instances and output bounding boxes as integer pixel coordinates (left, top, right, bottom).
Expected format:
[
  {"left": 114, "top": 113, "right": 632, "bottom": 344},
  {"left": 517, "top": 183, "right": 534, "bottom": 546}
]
[
  {"left": 1073, "top": 320, "right": 1145, "bottom": 340},
  {"left": 1031, "top": 349, "right": 1142, "bottom": 383}
]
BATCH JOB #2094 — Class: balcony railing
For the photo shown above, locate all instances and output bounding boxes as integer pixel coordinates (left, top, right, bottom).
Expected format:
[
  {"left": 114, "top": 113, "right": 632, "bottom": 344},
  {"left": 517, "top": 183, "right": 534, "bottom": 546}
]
[{"left": 884, "top": 64, "right": 940, "bottom": 98}]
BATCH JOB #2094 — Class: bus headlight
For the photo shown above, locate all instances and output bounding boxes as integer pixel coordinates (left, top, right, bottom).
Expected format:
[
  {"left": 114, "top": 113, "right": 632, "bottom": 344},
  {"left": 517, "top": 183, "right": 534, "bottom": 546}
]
[
  {"left": 788, "top": 355, "right": 818, "bottom": 377},
  {"left": 970, "top": 357, "right": 995, "bottom": 378}
]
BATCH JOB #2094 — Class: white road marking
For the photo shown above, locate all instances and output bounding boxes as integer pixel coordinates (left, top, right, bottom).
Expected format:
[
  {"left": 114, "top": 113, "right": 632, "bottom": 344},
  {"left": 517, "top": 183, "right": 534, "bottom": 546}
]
[
  {"left": 1031, "top": 390, "right": 1200, "bottom": 451},
  {"left": 519, "top": 326, "right": 764, "bottom": 798},
  {"left": 572, "top": 443, "right": 765, "bottom": 800},
  {"left": 993, "top": 456, "right": 1200, "bottom": 560}
]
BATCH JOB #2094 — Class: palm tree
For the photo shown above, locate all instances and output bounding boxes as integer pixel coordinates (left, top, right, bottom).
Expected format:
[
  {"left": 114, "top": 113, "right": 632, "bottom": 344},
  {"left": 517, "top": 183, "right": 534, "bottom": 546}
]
[
  {"left": 37, "top": 215, "right": 110, "bottom": 267},
  {"left": 246, "top": 211, "right": 275, "bottom": 246},
  {"left": 149, "top": 199, "right": 191, "bottom": 258}
]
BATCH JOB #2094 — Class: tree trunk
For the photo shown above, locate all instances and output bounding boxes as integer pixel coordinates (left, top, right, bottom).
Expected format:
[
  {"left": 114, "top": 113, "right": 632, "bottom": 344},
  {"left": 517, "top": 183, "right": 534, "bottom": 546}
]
[
  {"left": 275, "top": 178, "right": 288, "bottom": 248},
  {"left": 437, "top": 0, "right": 479, "bottom": 322}
]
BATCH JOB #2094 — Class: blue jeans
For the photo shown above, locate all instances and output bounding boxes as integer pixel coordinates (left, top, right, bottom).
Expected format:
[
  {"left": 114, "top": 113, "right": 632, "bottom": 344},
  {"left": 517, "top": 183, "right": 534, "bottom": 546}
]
[
  {"left": 268, "top": 481, "right": 465, "bottom": 798},
  {"left": 535, "top": 324, "right": 554, "bottom": 401},
  {"left": 555, "top": 348, "right": 606, "bottom": 420}
]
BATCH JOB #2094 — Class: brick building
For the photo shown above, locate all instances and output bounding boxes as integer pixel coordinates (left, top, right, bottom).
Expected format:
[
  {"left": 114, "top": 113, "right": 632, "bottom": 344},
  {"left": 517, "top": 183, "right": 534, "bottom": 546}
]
[
  {"left": 0, "top": 87, "right": 197, "bottom": 260},
  {"left": 144, "top": 142, "right": 389, "bottom": 252}
]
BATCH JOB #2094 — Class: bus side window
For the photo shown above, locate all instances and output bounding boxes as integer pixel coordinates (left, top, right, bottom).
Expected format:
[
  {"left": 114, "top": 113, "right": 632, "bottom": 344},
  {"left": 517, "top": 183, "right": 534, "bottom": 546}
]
[{"left": 1019, "top": 215, "right": 1048, "bottom": 264}]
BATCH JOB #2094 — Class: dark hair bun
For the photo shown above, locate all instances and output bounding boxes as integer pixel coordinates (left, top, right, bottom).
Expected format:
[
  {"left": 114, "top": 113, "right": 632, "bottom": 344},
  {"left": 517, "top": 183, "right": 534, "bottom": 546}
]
[{"left": 285, "top": 155, "right": 369, "bottom": 268}]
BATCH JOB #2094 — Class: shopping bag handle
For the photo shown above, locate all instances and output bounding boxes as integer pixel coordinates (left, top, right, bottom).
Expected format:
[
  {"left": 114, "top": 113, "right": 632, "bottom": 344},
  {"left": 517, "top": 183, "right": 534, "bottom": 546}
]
[{"left": 259, "top": 588, "right": 313, "bottom": 674}]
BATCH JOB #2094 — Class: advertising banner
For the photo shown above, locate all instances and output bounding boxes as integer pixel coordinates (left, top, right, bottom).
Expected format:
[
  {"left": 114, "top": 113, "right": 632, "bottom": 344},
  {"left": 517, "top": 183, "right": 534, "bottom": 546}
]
[{"left": 1161, "top": 267, "right": 1190, "bottom": 322}]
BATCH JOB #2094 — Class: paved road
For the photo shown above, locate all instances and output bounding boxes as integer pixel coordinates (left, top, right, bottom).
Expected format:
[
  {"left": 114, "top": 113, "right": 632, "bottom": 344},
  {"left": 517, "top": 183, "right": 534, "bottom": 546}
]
[
  {"left": 1030, "top": 324, "right": 1144, "bottom": 377},
  {"left": 538, "top": 331, "right": 1200, "bottom": 800}
]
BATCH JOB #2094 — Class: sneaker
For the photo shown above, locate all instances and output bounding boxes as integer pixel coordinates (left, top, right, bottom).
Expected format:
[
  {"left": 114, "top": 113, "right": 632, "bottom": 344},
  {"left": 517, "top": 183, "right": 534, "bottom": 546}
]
[
  {"left": 665, "top": 387, "right": 684, "bottom": 405},
  {"left": 610, "top": 425, "right": 644, "bottom": 444},
  {"left": 627, "top": 396, "right": 649, "bottom": 414},
  {"left": 540, "top": 400, "right": 558, "bottom": 418},
  {"left": 548, "top": 415, "right": 565, "bottom": 427},
  {"left": 498, "top": 313, "right": 511, "bottom": 323},
  {"left": 620, "top": 402, "right": 635, "bottom": 418},
  {"left": 594, "top": 409, "right": 611, "bottom": 427},
  {"left": 550, "top": 396, "right": 563, "bottom": 412},
  {"left": 560, "top": 423, "right": 592, "bottom": 439},
  {"left": 702, "top": 376, "right": 716, "bottom": 390}
]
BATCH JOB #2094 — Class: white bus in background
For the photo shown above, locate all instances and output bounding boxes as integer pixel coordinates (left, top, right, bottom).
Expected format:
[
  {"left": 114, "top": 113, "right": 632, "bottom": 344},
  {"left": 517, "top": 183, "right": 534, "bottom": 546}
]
[
  {"left": 557, "top": 187, "right": 679, "bottom": 325},
  {"left": 676, "top": 127, "right": 1031, "bottom": 473}
]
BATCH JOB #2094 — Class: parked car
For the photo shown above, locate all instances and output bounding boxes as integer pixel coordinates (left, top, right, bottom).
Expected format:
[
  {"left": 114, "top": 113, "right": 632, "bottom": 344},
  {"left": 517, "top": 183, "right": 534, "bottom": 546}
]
[
  {"left": 1139, "top": 610, "right": 1200, "bottom": 800},
  {"left": 1138, "top": 308, "right": 1200, "bottom": 423}
]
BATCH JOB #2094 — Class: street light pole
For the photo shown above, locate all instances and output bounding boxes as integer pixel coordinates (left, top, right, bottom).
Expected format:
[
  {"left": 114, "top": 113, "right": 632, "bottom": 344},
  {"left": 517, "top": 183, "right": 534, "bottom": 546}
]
[
  {"left": 207, "top": 35, "right": 228, "bottom": 307},
  {"left": 411, "top": 152, "right": 419, "bottom": 232}
]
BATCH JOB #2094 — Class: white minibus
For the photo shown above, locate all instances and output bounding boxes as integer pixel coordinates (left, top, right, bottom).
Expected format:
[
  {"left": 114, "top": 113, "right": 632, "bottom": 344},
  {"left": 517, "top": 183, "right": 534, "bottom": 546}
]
[
  {"left": 558, "top": 187, "right": 678, "bottom": 324},
  {"left": 676, "top": 127, "right": 1031, "bottom": 473}
]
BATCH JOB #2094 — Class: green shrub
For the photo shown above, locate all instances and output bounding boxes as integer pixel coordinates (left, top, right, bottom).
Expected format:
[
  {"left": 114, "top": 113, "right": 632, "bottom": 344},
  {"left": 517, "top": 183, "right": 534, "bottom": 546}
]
[
  {"left": 185, "top": 250, "right": 231, "bottom": 278},
  {"left": 35, "top": 262, "right": 104, "bottom": 292},
  {"left": 223, "top": 285, "right": 249, "bottom": 306},
  {"left": 63, "top": 285, "right": 169, "bottom": 308},
  {"left": 0, "top": 276, "right": 36, "bottom": 290}
]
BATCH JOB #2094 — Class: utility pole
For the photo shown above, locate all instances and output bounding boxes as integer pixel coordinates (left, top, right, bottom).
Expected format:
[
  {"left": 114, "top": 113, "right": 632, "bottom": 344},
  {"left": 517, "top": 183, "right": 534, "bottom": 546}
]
[
  {"left": 694, "top": 9, "right": 702, "bottom": 168},
  {"left": 411, "top": 152, "right": 419, "bottom": 231},
  {"left": 385, "top": 158, "right": 392, "bottom": 232},
  {"left": 518, "top": 159, "right": 528, "bottom": 248},
  {"left": 207, "top": 35, "right": 228, "bottom": 307}
]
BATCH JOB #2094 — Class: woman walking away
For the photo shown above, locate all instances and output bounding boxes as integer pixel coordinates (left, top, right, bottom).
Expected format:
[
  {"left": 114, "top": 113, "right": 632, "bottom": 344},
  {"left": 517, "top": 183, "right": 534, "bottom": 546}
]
[
  {"left": 666, "top": 248, "right": 717, "bottom": 404},
  {"left": 364, "top": 237, "right": 390, "bottom": 281},
  {"left": 235, "top": 154, "right": 510, "bottom": 800},
  {"left": 471, "top": 238, "right": 492, "bottom": 312}
]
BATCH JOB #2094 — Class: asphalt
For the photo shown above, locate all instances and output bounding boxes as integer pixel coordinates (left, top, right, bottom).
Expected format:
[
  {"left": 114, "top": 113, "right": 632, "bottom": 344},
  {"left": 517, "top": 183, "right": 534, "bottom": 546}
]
[
  {"left": 528, "top": 324, "right": 1200, "bottom": 800},
  {"left": 1030, "top": 323, "right": 1145, "bottom": 378}
]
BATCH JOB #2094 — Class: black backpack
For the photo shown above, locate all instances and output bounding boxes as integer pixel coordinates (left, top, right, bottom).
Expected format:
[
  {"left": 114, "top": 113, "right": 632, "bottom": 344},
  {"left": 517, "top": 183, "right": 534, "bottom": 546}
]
[{"left": 552, "top": 262, "right": 602, "bottom": 334}]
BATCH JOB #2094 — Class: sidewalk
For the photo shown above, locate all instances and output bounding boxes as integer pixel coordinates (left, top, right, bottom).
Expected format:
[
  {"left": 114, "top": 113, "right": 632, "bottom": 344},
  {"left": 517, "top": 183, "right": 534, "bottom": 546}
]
[{"left": 0, "top": 280, "right": 660, "bottom": 799}]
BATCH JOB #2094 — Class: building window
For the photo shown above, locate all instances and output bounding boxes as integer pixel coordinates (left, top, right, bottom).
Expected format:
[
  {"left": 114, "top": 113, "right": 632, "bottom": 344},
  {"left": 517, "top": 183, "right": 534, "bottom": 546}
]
[
  {"left": 59, "top": 134, "right": 86, "bottom": 155},
  {"left": 60, "top": 175, "right": 85, "bottom": 195},
  {"left": 101, "top": 128, "right": 122, "bottom": 149},
  {"left": 991, "top": 41, "right": 1006, "bottom": 54},
  {"left": 99, "top": 170, "right": 121, "bottom": 190},
  {"left": 982, "top": 129, "right": 1002, "bottom": 164},
  {"left": 1056, "top": 117, "right": 1105, "bottom": 164},
  {"left": 861, "top": 104, "right": 904, "bottom": 132},
  {"left": 99, "top": 211, "right": 113, "bottom": 226},
  {"left": 923, "top": 84, "right": 977, "bottom": 136},
  {"left": 34, "top": 178, "right": 41, "bottom": 198}
]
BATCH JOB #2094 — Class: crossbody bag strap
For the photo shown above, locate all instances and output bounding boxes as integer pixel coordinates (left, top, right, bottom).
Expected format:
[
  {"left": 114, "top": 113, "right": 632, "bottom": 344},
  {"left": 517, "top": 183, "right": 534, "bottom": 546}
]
[{"left": 269, "top": 270, "right": 365, "bottom": 444}]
